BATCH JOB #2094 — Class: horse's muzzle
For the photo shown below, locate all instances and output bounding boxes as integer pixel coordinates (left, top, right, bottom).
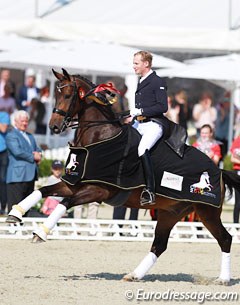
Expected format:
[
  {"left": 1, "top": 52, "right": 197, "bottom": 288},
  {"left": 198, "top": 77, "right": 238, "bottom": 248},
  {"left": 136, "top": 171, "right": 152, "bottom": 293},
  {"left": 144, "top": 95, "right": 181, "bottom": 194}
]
[{"left": 49, "top": 124, "right": 61, "bottom": 134}]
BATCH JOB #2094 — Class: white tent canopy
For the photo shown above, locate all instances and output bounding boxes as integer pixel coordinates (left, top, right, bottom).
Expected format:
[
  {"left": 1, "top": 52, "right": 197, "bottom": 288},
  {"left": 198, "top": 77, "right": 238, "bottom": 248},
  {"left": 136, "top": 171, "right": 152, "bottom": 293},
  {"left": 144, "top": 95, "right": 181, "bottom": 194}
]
[
  {"left": 0, "top": 0, "right": 240, "bottom": 53},
  {"left": 158, "top": 53, "right": 240, "bottom": 83},
  {"left": 0, "top": 39, "right": 183, "bottom": 76}
]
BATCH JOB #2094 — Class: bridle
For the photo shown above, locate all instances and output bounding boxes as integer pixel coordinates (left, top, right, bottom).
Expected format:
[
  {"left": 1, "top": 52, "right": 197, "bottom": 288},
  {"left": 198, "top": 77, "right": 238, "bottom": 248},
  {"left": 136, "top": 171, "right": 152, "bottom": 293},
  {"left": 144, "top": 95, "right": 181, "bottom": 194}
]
[
  {"left": 53, "top": 81, "right": 80, "bottom": 132},
  {"left": 53, "top": 79, "right": 121, "bottom": 132}
]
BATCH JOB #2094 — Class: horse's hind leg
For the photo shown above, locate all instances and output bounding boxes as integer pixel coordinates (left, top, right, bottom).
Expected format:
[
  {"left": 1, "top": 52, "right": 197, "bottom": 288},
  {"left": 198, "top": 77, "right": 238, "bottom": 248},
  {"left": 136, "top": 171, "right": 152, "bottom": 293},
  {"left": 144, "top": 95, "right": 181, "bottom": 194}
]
[
  {"left": 123, "top": 202, "right": 193, "bottom": 281},
  {"left": 194, "top": 203, "right": 232, "bottom": 284}
]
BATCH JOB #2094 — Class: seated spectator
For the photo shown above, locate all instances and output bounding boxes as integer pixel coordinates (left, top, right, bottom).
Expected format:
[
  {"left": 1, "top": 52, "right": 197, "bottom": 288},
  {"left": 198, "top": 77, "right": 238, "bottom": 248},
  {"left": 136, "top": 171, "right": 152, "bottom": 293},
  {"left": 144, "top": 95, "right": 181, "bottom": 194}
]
[
  {"left": 40, "top": 160, "right": 64, "bottom": 216},
  {"left": 192, "top": 91, "right": 217, "bottom": 136},
  {"left": 192, "top": 124, "right": 222, "bottom": 166}
]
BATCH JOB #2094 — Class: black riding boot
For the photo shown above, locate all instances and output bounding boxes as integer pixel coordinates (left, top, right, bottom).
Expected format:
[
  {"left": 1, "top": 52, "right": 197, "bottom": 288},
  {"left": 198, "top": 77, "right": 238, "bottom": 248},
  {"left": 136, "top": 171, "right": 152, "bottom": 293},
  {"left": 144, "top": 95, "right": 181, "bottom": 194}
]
[{"left": 140, "top": 150, "right": 156, "bottom": 206}]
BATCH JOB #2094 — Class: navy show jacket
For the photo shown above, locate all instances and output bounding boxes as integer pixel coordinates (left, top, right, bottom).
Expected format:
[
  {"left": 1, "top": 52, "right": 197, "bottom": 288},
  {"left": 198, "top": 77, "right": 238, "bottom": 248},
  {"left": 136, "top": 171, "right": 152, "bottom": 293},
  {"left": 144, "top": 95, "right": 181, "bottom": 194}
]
[{"left": 135, "top": 71, "right": 168, "bottom": 117}]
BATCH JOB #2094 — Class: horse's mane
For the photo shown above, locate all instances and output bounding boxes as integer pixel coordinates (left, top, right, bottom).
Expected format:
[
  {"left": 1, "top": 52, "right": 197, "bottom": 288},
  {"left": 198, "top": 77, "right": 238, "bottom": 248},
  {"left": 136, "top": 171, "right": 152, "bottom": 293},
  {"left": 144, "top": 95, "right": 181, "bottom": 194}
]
[{"left": 72, "top": 74, "right": 96, "bottom": 88}]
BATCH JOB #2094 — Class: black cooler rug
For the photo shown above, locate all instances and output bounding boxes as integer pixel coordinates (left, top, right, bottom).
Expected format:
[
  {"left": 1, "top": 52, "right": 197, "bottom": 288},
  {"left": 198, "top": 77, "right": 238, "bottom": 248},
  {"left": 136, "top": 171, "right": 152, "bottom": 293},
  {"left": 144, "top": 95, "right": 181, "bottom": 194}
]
[{"left": 62, "top": 125, "right": 222, "bottom": 208}]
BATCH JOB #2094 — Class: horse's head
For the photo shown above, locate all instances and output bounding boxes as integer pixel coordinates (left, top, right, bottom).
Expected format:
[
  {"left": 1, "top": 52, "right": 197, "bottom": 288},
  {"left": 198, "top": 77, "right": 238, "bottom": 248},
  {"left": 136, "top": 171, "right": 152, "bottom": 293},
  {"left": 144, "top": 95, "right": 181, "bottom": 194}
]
[
  {"left": 50, "top": 69, "right": 120, "bottom": 135},
  {"left": 50, "top": 68, "right": 95, "bottom": 134}
]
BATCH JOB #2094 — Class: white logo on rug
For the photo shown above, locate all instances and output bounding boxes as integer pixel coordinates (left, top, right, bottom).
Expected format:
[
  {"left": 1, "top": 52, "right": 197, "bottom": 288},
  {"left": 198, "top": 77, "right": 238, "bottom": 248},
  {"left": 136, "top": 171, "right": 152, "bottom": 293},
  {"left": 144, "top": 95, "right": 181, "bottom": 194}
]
[
  {"left": 66, "top": 153, "right": 79, "bottom": 171},
  {"left": 161, "top": 171, "right": 183, "bottom": 191},
  {"left": 190, "top": 171, "right": 212, "bottom": 192}
]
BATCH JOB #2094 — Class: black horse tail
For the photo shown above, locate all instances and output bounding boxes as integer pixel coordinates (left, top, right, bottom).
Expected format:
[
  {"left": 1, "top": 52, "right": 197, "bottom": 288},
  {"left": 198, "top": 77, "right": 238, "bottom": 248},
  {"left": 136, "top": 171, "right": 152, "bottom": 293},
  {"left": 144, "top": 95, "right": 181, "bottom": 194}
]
[{"left": 222, "top": 169, "right": 240, "bottom": 198}]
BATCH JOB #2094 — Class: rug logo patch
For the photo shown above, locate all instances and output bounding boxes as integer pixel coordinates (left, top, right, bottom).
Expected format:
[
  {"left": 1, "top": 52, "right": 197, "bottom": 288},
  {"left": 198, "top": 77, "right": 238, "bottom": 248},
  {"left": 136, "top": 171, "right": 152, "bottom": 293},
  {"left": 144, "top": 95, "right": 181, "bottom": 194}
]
[
  {"left": 161, "top": 171, "right": 183, "bottom": 191},
  {"left": 190, "top": 171, "right": 216, "bottom": 198},
  {"left": 66, "top": 153, "right": 79, "bottom": 176}
]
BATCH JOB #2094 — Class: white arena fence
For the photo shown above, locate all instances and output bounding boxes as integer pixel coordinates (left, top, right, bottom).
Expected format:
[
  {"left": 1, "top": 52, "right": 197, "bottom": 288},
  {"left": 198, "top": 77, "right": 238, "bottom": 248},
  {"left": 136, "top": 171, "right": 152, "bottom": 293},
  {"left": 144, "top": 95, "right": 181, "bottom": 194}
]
[
  {"left": 0, "top": 218, "right": 239, "bottom": 243},
  {"left": 41, "top": 146, "right": 69, "bottom": 161}
]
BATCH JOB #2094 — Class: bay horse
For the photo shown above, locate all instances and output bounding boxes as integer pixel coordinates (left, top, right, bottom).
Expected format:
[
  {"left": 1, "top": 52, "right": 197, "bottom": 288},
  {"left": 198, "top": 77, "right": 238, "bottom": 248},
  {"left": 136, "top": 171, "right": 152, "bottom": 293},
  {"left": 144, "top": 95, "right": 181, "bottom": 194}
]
[{"left": 6, "top": 68, "right": 240, "bottom": 284}]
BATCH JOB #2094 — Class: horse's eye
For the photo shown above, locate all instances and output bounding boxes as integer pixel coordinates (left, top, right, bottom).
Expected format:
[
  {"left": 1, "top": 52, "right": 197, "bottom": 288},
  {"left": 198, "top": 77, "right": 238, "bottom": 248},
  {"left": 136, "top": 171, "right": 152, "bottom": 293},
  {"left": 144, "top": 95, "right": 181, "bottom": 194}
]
[{"left": 64, "top": 94, "right": 71, "bottom": 99}]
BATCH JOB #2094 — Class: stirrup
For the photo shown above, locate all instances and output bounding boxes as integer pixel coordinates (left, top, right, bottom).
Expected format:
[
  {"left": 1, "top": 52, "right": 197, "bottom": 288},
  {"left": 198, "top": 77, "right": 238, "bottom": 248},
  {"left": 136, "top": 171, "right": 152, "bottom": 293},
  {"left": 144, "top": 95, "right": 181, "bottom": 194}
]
[{"left": 140, "top": 188, "right": 156, "bottom": 206}]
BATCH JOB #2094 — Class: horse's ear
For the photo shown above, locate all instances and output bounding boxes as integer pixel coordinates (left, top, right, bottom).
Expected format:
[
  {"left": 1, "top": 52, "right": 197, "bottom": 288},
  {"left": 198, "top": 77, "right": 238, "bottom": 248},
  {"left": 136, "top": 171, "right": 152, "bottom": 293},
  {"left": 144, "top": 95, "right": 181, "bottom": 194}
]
[
  {"left": 52, "top": 69, "right": 63, "bottom": 80},
  {"left": 62, "top": 68, "right": 71, "bottom": 81}
]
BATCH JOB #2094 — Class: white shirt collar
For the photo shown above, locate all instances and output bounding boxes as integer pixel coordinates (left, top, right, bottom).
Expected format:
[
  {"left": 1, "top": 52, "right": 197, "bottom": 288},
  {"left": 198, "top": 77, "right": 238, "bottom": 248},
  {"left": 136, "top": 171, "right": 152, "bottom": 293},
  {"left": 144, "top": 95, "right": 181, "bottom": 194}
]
[{"left": 139, "top": 69, "right": 153, "bottom": 83}]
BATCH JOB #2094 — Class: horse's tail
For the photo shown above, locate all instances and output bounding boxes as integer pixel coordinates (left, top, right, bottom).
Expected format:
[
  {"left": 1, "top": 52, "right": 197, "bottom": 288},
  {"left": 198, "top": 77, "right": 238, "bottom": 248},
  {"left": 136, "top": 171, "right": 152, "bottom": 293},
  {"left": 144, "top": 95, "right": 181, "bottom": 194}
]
[{"left": 222, "top": 169, "right": 240, "bottom": 197}]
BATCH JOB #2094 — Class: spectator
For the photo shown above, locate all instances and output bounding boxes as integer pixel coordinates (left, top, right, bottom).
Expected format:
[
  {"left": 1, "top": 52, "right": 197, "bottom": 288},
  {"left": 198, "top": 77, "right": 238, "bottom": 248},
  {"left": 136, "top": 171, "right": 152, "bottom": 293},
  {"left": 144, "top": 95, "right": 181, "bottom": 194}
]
[
  {"left": 5, "top": 110, "right": 42, "bottom": 214},
  {"left": 113, "top": 206, "right": 139, "bottom": 221},
  {"left": 0, "top": 84, "right": 16, "bottom": 115},
  {"left": 112, "top": 206, "right": 139, "bottom": 236},
  {"left": 192, "top": 91, "right": 217, "bottom": 136},
  {"left": 17, "top": 75, "right": 40, "bottom": 111},
  {"left": 172, "top": 89, "right": 190, "bottom": 129},
  {"left": 40, "top": 160, "right": 64, "bottom": 216},
  {"left": 165, "top": 93, "right": 180, "bottom": 123},
  {"left": 40, "top": 85, "right": 52, "bottom": 133},
  {"left": 192, "top": 124, "right": 222, "bottom": 166},
  {"left": 118, "top": 84, "right": 129, "bottom": 112},
  {"left": 0, "top": 111, "right": 10, "bottom": 215},
  {"left": 29, "top": 97, "right": 46, "bottom": 134},
  {"left": 230, "top": 135, "right": 240, "bottom": 223},
  {"left": 0, "top": 69, "right": 15, "bottom": 98},
  {"left": 73, "top": 202, "right": 100, "bottom": 220},
  {"left": 215, "top": 92, "right": 231, "bottom": 159}
]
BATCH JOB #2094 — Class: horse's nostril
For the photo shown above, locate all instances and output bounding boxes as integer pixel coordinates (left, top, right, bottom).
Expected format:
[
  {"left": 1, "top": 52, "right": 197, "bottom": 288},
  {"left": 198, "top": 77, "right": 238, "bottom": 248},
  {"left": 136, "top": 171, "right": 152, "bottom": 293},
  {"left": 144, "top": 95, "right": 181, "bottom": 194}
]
[{"left": 50, "top": 125, "right": 60, "bottom": 134}]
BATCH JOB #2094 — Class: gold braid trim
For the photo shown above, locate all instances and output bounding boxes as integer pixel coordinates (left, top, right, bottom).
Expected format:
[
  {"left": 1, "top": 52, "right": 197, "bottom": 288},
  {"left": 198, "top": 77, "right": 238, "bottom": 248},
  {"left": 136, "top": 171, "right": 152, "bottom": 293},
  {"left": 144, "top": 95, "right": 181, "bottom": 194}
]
[{"left": 88, "top": 95, "right": 117, "bottom": 105}]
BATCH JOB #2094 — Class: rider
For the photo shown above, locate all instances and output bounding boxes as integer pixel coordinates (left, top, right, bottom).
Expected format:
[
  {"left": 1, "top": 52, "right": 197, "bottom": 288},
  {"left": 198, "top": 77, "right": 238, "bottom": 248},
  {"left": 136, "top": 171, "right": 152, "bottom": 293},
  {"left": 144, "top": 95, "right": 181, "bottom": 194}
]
[{"left": 129, "top": 51, "right": 168, "bottom": 206}]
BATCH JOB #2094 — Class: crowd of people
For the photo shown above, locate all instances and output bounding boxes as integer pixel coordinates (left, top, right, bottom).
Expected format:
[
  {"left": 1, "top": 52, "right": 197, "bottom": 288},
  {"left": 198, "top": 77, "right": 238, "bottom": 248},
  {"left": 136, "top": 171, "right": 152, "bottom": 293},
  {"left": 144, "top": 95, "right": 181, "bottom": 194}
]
[{"left": 1, "top": 50, "right": 240, "bottom": 225}]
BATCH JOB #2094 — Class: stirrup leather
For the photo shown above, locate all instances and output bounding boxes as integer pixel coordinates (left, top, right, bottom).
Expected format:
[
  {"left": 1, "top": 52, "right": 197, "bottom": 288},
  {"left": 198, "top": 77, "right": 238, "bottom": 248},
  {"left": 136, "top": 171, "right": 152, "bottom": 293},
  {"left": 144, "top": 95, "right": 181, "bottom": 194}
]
[{"left": 140, "top": 188, "right": 156, "bottom": 206}]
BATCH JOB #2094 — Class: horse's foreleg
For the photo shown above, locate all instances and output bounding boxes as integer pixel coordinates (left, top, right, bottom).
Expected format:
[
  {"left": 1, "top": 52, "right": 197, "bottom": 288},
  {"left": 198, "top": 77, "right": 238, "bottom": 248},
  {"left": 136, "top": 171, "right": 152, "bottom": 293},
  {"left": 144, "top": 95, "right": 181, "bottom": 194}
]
[
  {"left": 123, "top": 205, "right": 189, "bottom": 281},
  {"left": 195, "top": 203, "right": 232, "bottom": 284},
  {"left": 33, "top": 200, "right": 69, "bottom": 242},
  {"left": 6, "top": 190, "right": 43, "bottom": 223},
  {"left": 6, "top": 182, "right": 73, "bottom": 223},
  {"left": 33, "top": 184, "right": 112, "bottom": 242}
]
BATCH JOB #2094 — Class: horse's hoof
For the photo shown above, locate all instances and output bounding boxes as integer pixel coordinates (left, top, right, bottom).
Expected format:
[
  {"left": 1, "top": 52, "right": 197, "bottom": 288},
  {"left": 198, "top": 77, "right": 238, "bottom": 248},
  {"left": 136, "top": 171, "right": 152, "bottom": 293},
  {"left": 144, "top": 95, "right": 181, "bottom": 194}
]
[
  {"left": 213, "top": 277, "right": 230, "bottom": 286},
  {"left": 5, "top": 215, "right": 22, "bottom": 224},
  {"left": 122, "top": 272, "right": 139, "bottom": 282},
  {"left": 32, "top": 227, "right": 47, "bottom": 242},
  {"left": 32, "top": 233, "right": 46, "bottom": 243}
]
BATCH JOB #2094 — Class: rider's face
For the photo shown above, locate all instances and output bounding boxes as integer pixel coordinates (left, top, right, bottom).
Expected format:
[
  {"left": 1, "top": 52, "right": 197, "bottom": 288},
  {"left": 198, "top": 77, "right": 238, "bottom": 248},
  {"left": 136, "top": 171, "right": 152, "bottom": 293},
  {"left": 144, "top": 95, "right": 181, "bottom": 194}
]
[{"left": 133, "top": 54, "right": 149, "bottom": 77}]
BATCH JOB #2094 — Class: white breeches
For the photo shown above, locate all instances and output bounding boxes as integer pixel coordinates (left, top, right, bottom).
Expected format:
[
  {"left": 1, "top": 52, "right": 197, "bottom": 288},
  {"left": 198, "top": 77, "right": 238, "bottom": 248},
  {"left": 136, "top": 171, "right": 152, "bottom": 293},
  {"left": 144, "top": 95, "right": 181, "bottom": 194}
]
[{"left": 133, "top": 120, "right": 163, "bottom": 156}]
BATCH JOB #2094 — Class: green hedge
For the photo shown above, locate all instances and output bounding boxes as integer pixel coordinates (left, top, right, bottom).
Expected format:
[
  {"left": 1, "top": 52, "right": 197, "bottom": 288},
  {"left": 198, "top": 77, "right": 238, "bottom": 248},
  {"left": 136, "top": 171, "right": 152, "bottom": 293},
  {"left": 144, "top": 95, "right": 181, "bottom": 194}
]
[
  {"left": 223, "top": 154, "right": 233, "bottom": 171},
  {"left": 38, "top": 158, "right": 54, "bottom": 177}
]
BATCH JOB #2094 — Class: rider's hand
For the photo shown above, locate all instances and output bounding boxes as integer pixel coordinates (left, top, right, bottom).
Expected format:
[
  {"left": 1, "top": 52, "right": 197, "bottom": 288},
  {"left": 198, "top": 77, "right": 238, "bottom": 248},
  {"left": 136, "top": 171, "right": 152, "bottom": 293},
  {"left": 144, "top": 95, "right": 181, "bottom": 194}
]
[{"left": 130, "top": 108, "right": 142, "bottom": 117}]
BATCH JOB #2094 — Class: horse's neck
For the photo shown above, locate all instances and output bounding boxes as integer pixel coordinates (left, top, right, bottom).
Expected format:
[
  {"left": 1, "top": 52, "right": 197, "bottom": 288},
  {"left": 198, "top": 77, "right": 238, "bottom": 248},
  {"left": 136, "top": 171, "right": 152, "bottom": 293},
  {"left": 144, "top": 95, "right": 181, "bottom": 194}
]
[{"left": 74, "top": 106, "right": 121, "bottom": 146}]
